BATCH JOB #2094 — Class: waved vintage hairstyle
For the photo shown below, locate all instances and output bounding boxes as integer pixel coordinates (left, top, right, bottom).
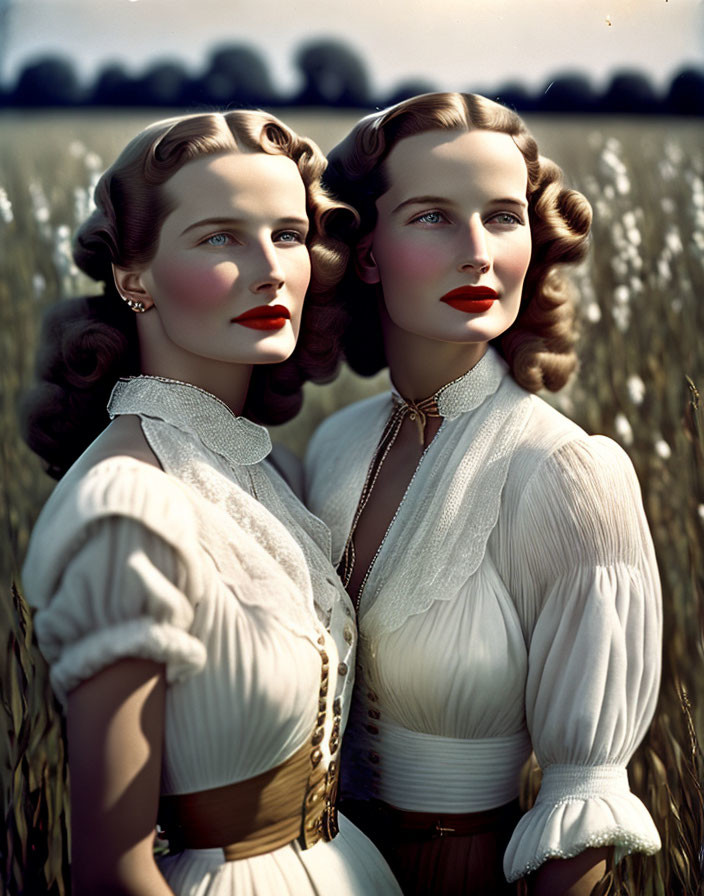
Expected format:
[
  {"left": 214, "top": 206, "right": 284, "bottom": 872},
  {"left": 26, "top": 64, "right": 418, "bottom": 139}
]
[
  {"left": 22, "top": 110, "right": 356, "bottom": 479},
  {"left": 323, "top": 92, "right": 592, "bottom": 392}
]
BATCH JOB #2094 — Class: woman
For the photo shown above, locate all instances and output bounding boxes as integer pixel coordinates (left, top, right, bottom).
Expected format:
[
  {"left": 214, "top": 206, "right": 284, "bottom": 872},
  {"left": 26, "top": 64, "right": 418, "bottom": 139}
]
[
  {"left": 21, "top": 110, "right": 401, "bottom": 895},
  {"left": 304, "top": 93, "right": 662, "bottom": 895}
]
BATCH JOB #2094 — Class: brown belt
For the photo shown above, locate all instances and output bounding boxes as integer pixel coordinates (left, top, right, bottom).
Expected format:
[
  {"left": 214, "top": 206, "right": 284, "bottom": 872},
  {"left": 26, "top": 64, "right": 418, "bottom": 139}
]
[
  {"left": 342, "top": 797, "right": 521, "bottom": 842},
  {"left": 159, "top": 641, "right": 340, "bottom": 860}
]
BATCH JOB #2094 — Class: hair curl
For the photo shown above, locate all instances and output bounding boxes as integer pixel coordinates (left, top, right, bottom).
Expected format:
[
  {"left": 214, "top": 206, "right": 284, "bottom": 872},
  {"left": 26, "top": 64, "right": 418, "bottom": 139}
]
[
  {"left": 22, "top": 110, "right": 356, "bottom": 478},
  {"left": 323, "top": 92, "right": 592, "bottom": 392}
]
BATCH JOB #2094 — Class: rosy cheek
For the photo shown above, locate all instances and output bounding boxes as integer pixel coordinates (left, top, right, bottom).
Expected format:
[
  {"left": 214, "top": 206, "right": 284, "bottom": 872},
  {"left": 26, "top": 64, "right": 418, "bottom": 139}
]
[
  {"left": 379, "top": 239, "right": 447, "bottom": 281},
  {"left": 150, "top": 260, "right": 235, "bottom": 309}
]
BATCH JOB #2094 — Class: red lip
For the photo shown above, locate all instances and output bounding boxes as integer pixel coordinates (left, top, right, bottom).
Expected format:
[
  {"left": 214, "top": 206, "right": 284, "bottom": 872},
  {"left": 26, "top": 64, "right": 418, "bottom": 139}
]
[
  {"left": 440, "top": 286, "right": 499, "bottom": 314},
  {"left": 232, "top": 304, "right": 291, "bottom": 330}
]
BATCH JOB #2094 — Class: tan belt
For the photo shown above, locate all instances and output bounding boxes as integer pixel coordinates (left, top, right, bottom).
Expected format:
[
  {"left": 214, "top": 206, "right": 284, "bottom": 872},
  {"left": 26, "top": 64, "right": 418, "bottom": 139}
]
[{"left": 159, "top": 642, "right": 340, "bottom": 860}]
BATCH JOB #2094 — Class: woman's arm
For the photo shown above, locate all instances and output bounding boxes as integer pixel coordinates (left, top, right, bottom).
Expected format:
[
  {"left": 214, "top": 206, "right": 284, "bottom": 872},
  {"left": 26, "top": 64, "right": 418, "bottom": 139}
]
[
  {"left": 67, "top": 658, "right": 174, "bottom": 895},
  {"left": 528, "top": 848, "right": 610, "bottom": 895}
]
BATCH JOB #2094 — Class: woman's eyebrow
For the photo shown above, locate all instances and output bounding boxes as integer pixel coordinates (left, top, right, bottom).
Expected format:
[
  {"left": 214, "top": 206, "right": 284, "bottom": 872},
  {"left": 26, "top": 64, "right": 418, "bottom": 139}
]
[
  {"left": 391, "top": 195, "right": 451, "bottom": 214},
  {"left": 391, "top": 195, "right": 528, "bottom": 215},
  {"left": 179, "top": 215, "right": 310, "bottom": 237},
  {"left": 179, "top": 217, "right": 245, "bottom": 237}
]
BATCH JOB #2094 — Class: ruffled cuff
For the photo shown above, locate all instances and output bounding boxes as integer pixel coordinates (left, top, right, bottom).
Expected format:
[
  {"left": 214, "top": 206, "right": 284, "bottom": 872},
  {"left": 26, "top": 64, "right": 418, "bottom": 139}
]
[
  {"left": 503, "top": 764, "right": 661, "bottom": 882},
  {"left": 43, "top": 616, "right": 207, "bottom": 707}
]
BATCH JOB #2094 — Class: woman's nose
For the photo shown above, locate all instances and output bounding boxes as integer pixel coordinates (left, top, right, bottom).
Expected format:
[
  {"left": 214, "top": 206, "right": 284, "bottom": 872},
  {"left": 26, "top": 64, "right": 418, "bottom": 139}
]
[
  {"left": 457, "top": 215, "right": 491, "bottom": 274},
  {"left": 249, "top": 240, "right": 285, "bottom": 294}
]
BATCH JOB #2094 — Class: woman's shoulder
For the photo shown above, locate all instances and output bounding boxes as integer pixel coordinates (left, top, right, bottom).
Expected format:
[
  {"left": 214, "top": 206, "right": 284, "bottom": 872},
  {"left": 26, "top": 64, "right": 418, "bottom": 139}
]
[{"left": 23, "top": 423, "right": 199, "bottom": 604}]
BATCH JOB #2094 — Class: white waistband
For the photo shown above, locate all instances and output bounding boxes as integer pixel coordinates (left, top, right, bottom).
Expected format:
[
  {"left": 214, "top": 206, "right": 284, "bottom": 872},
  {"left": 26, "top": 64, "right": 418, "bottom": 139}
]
[{"left": 370, "top": 719, "right": 532, "bottom": 812}]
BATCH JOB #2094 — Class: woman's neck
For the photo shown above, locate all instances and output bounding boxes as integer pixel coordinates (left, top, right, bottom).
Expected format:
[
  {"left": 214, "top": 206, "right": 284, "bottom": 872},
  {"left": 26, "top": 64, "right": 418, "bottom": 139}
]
[{"left": 382, "top": 314, "right": 488, "bottom": 402}]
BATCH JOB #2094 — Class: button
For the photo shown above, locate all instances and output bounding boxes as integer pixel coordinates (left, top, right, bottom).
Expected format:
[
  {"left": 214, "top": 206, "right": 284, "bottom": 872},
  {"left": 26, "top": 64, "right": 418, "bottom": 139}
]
[
  {"left": 343, "top": 624, "right": 354, "bottom": 644},
  {"left": 368, "top": 708, "right": 380, "bottom": 719},
  {"left": 337, "top": 662, "right": 348, "bottom": 676},
  {"left": 317, "top": 634, "right": 325, "bottom": 645},
  {"left": 366, "top": 724, "right": 379, "bottom": 735},
  {"left": 368, "top": 751, "right": 380, "bottom": 764},
  {"left": 367, "top": 690, "right": 378, "bottom": 702}
]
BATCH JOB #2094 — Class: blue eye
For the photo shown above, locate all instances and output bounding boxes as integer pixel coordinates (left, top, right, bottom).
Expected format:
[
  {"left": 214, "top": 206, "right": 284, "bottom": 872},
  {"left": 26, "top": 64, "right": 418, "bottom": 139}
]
[
  {"left": 413, "top": 211, "right": 445, "bottom": 225},
  {"left": 487, "top": 212, "right": 523, "bottom": 226},
  {"left": 275, "top": 230, "right": 305, "bottom": 244},
  {"left": 205, "top": 233, "right": 231, "bottom": 246}
]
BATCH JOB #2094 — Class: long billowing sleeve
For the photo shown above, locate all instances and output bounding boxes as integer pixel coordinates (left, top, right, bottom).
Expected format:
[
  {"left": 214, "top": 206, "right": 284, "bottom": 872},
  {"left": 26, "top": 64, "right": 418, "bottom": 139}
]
[{"left": 503, "top": 434, "right": 662, "bottom": 881}]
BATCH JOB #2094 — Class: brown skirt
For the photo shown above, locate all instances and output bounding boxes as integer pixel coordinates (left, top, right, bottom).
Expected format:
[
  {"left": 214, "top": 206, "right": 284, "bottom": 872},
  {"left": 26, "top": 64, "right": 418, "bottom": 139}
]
[{"left": 341, "top": 798, "right": 522, "bottom": 896}]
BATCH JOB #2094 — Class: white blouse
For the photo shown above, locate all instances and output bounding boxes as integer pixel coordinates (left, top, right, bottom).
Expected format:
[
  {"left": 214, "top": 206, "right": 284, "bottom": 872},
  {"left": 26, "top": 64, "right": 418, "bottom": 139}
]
[
  {"left": 304, "top": 348, "right": 662, "bottom": 882},
  {"left": 22, "top": 376, "right": 401, "bottom": 896}
]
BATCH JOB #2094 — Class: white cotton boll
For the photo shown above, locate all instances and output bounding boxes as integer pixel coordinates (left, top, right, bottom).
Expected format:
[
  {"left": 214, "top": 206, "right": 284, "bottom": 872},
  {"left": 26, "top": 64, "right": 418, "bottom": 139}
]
[
  {"left": 665, "top": 227, "right": 683, "bottom": 255},
  {"left": 0, "top": 187, "right": 13, "bottom": 223},
  {"left": 616, "top": 174, "right": 631, "bottom": 195},
  {"left": 661, "top": 197, "right": 676, "bottom": 214},
  {"left": 698, "top": 505, "right": 704, "bottom": 522},
  {"left": 32, "top": 273, "right": 46, "bottom": 298},
  {"left": 654, "top": 439, "right": 671, "bottom": 460},
  {"left": 658, "top": 257, "right": 671, "bottom": 281},
  {"left": 658, "top": 160, "right": 676, "bottom": 181},
  {"left": 612, "top": 304, "right": 631, "bottom": 332},
  {"left": 615, "top": 413, "right": 634, "bottom": 446},
  {"left": 585, "top": 302, "right": 602, "bottom": 323},
  {"left": 614, "top": 285, "right": 630, "bottom": 305},
  {"left": 603, "top": 184, "right": 615, "bottom": 200},
  {"left": 627, "top": 228, "right": 642, "bottom": 247},
  {"left": 85, "top": 152, "right": 103, "bottom": 172},
  {"left": 622, "top": 211, "right": 637, "bottom": 230},
  {"left": 35, "top": 206, "right": 50, "bottom": 223},
  {"left": 626, "top": 375, "right": 646, "bottom": 405}
]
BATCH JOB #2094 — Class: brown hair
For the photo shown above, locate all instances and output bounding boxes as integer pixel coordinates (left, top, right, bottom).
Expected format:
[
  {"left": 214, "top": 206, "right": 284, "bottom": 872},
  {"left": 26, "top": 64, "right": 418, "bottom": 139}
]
[
  {"left": 23, "top": 110, "right": 355, "bottom": 478},
  {"left": 324, "top": 92, "right": 592, "bottom": 391}
]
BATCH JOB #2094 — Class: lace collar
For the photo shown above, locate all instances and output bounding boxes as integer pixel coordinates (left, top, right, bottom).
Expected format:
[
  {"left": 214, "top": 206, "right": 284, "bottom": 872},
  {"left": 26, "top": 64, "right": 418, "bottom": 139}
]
[
  {"left": 390, "top": 347, "right": 508, "bottom": 421},
  {"left": 108, "top": 376, "right": 272, "bottom": 466}
]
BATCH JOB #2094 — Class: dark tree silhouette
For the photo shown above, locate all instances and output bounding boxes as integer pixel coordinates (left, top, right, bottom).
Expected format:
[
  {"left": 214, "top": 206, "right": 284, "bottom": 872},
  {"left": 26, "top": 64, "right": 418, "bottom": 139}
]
[
  {"left": 383, "top": 79, "right": 439, "bottom": 108},
  {"left": 91, "top": 63, "right": 139, "bottom": 106},
  {"left": 133, "top": 60, "right": 191, "bottom": 107},
  {"left": 294, "top": 40, "right": 371, "bottom": 107},
  {"left": 194, "top": 44, "right": 279, "bottom": 106},
  {"left": 603, "top": 70, "right": 660, "bottom": 114},
  {"left": 665, "top": 67, "right": 704, "bottom": 115},
  {"left": 492, "top": 82, "right": 537, "bottom": 114},
  {"left": 11, "top": 56, "right": 83, "bottom": 107},
  {"left": 538, "top": 73, "right": 596, "bottom": 113}
]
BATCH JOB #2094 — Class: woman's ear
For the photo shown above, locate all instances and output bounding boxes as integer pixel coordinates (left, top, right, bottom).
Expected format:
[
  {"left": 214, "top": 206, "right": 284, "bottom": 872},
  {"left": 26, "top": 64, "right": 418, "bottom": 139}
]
[
  {"left": 355, "top": 232, "right": 380, "bottom": 285},
  {"left": 112, "top": 264, "right": 155, "bottom": 311}
]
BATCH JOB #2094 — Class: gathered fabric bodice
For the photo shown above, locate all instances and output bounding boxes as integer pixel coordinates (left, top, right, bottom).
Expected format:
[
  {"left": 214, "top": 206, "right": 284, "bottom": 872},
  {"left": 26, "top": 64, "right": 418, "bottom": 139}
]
[
  {"left": 304, "top": 348, "right": 662, "bottom": 882},
  {"left": 22, "top": 375, "right": 401, "bottom": 896}
]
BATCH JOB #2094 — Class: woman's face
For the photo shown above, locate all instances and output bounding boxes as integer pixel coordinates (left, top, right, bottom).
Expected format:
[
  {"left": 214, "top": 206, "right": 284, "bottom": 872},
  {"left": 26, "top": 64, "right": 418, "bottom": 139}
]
[
  {"left": 364, "top": 128, "right": 532, "bottom": 350},
  {"left": 130, "top": 150, "right": 311, "bottom": 372}
]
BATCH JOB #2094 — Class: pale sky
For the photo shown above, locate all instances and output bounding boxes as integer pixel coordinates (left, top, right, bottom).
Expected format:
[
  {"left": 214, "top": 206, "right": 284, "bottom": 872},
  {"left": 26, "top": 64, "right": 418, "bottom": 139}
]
[{"left": 1, "top": 0, "right": 702, "bottom": 95}]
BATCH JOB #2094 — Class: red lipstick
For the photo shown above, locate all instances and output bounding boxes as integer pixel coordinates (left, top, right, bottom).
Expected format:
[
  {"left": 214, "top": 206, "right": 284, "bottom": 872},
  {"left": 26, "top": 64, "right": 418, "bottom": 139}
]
[
  {"left": 231, "top": 304, "right": 290, "bottom": 330},
  {"left": 440, "top": 286, "right": 498, "bottom": 314}
]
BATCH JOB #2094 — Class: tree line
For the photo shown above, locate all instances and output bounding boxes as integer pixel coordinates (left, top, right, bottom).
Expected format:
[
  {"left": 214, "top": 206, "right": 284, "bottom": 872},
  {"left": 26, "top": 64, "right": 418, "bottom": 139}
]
[{"left": 1, "top": 39, "right": 703, "bottom": 114}]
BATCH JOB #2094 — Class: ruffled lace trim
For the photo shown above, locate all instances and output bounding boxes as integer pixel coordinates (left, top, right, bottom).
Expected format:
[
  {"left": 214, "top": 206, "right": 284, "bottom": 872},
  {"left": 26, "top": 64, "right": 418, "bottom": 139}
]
[
  {"left": 503, "top": 764, "right": 662, "bottom": 881},
  {"left": 359, "top": 370, "right": 533, "bottom": 643},
  {"left": 109, "top": 376, "right": 271, "bottom": 466}
]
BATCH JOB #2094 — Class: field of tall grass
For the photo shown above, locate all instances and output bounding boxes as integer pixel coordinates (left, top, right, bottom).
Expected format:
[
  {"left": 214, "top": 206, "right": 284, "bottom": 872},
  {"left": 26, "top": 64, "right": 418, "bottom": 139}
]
[{"left": 1, "top": 109, "right": 703, "bottom": 894}]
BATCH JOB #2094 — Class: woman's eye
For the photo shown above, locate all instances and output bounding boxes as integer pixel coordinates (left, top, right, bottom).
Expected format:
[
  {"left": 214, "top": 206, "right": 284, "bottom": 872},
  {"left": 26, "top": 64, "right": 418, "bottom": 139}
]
[
  {"left": 487, "top": 212, "right": 523, "bottom": 226},
  {"left": 412, "top": 211, "right": 446, "bottom": 225},
  {"left": 204, "top": 233, "right": 232, "bottom": 247},
  {"left": 275, "top": 230, "right": 306, "bottom": 244}
]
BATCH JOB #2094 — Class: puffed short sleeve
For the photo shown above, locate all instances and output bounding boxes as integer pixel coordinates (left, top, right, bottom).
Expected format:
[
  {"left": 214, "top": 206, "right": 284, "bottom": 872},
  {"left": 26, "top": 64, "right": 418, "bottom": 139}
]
[
  {"left": 22, "top": 460, "right": 208, "bottom": 706},
  {"left": 503, "top": 435, "right": 662, "bottom": 881}
]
